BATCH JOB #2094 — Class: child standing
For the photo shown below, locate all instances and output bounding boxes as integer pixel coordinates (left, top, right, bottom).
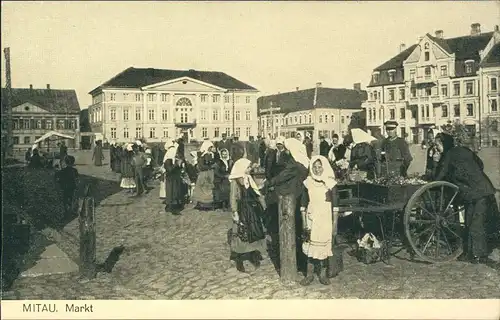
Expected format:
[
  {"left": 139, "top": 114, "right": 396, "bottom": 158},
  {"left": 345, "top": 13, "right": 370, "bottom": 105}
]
[
  {"left": 55, "top": 156, "right": 79, "bottom": 214},
  {"left": 300, "top": 155, "right": 341, "bottom": 286}
]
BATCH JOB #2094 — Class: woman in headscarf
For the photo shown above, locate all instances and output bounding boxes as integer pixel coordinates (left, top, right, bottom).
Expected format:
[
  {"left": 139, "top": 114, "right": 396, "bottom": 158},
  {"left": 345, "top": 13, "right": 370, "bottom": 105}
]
[
  {"left": 424, "top": 128, "right": 442, "bottom": 180},
  {"left": 266, "top": 138, "right": 310, "bottom": 272},
  {"left": 434, "top": 132, "right": 499, "bottom": 264},
  {"left": 92, "top": 140, "right": 104, "bottom": 166},
  {"left": 327, "top": 134, "right": 347, "bottom": 164},
  {"left": 348, "top": 128, "right": 378, "bottom": 180},
  {"left": 228, "top": 158, "right": 267, "bottom": 273},
  {"left": 191, "top": 140, "right": 216, "bottom": 210},
  {"left": 299, "top": 155, "right": 341, "bottom": 286},
  {"left": 162, "top": 141, "right": 186, "bottom": 215},
  {"left": 213, "top": 148, "right": 233, "bottom": 210},
  {"left": 109, "top": 141, "right": 116, "bottom": 171},
  {"left": 29, "top": 147, "right": 44, "bottom": 169},
  {"left": 120, "top": 144, "right": 136, "bottom": 193}
]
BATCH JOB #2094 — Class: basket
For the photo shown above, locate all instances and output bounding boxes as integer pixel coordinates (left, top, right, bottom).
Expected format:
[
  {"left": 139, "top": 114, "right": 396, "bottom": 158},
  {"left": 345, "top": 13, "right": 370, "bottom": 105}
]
[
  {"left": 349, "top": 170, "right": 367, "bottom": 182},
  {"left": 355, "top": 240, "right": 389, "bottom": 264}
]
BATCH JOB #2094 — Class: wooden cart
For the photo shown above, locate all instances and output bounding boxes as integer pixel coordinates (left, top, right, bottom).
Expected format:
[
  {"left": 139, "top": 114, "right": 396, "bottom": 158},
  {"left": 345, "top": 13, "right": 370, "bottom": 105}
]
[{"left": 333, "top": 181, "right": 465, "bottom": 264}]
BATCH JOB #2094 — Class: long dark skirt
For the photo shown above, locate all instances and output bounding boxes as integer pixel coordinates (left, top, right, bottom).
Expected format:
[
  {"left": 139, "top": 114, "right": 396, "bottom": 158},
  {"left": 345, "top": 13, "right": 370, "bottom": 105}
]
[
  {"left": 214, "top": 178, "right": 230, "bottom": 208},
  {"left": 165, "top": 172, "right": 186, "bottom": 208},
  {"left": 229, "top": 187, "right": 266, "bottom": 254}
]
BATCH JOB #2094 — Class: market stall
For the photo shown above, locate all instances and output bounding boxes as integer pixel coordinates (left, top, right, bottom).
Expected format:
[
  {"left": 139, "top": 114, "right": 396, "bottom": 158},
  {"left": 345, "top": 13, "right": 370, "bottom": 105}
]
[{"left": 33, "top": 131, "right": 75, "bottom": 168}]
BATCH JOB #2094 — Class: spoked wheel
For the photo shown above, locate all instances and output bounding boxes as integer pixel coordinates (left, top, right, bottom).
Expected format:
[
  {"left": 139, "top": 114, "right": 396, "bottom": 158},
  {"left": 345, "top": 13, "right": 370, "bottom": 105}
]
[{"left": 404, "top": 181, "right": 464, "bottom": 263}]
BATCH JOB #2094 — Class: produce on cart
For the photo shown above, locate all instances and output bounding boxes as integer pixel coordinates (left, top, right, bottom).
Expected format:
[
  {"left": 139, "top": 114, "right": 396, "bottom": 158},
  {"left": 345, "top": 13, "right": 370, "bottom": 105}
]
[{"left": 332, "top": 172, "right": 465, "bottom": 264}]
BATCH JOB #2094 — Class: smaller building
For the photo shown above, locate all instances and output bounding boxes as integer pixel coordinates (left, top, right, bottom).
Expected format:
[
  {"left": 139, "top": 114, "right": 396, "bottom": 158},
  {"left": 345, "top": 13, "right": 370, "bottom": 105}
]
[
  {"left": 257, "top": 83, "right": 367, "bottom": 143},
  {"left": 1, "top": 85, "right": 80, "bottom": 151}
]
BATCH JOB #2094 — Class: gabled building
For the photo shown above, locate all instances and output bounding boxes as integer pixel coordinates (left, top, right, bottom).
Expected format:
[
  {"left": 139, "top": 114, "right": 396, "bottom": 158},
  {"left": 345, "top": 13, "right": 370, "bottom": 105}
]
[
  {"left": 1, "top": 85, "right": 81, "bottom": 150},
  {"left": 363, "top": 23, "right": 500, "bottom": 145},
  {"left": 88, "top": 67, "right": 259, "bottom": 142},
  {"left": 257, "top": 82, "right": 367, "bottom": 142}
]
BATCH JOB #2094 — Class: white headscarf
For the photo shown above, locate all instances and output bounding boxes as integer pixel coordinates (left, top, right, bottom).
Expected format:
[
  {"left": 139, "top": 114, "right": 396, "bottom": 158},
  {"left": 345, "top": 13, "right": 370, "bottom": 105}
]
[
  {"left": 351, "top": 128, "right": 377, "bottom": 145},
  {"left": 135, "top": 140, "right": 143, "bottom": 146},
  {"left": 228, "top": 158, "right": 261, "bottom": 196},
  {"left": 284, "top": 138, "right": 310, "bottom": 168},
  {"left": 163, "top": 143, "right": 179, "bottom": 162},
  {"left": 199, "top": 140, "right": 214, "bottom": 156},
  {"left": 306, "top": 155, "right": 337, "bottom": 190},
  {"left": 126, "top": 143, "right": 134, "bottom": 151},
  {"left": 276, "top": 136, "right": 285, "bottom": 147},
  {"left": 219, "top": 148, "right": 230, "bottom": 169},
  {"left": 190, "top": 150, "right": 198, "bottom": 165}
]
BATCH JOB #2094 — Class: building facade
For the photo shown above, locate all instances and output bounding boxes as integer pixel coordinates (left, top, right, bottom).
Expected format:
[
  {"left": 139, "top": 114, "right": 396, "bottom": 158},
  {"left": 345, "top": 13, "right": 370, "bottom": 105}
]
[
  {"left": 479, "top": 42, "right": 500, "bottom": 146},
  {"left": 88, "top": 67, "right": 259, "bottom": 143},
  {"left": 363, "top": 23, "right": 500, "bottom": 146},
  {"left": 257, "top": 83, "right": 367, "bottom": 145},
  {"left": 1, "top": 85, "right": 80, "bottom": 150}
]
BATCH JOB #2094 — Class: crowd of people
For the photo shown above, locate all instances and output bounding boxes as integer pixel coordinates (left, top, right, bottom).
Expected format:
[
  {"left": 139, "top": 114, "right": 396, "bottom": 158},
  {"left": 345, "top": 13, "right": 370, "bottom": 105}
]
[{"left": 99, "top": 121, "right": 499, "bottom": 285}]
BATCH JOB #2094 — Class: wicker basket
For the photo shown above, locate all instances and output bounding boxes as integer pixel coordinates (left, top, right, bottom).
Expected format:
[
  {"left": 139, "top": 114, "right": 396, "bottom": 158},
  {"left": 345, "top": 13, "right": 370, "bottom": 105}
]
[{"left": 349, "top": 170, "right": 367, "bottom": 182}]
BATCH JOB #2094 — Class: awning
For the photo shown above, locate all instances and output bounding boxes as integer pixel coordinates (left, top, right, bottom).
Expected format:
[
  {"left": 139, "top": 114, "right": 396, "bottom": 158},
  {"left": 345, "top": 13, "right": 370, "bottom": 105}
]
[{"left": 34, "top": 131, "right": 75, "bottom": 144}]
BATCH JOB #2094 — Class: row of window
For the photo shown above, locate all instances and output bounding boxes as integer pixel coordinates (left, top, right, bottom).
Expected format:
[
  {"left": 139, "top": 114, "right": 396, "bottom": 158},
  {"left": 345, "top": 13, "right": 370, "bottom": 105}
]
[
  {"left": 367, "top": 100, "right": 500, "bottom": 123},
  {"left": 12, "top": 136, "right": 42, "bottom": 145},
  {"left": 108, "top": 126, "right": 253, "bottom": 140},
  {"left": 372, "top": 62, "right": 476, "bottom": 84},
  {"left": 96, "top": 108, "right": 254, "bottom": 122},
  {"left": 105, "top": 92, "right": 253, "bottom": 104},
  {"left": 369, "top": 81, "right": 481, "bottom": 102},
  {"left": 9, "top": 119, "right": 77, "bottom": 130},
  {"left": 261, "top": 113, "right": 348, "bottom": 127}
]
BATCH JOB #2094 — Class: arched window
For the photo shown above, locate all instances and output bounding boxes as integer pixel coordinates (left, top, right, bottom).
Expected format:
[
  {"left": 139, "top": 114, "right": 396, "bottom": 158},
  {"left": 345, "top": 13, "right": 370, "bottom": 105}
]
[{"left": 176, "top": 97, "right": 192, "bottom": 106}]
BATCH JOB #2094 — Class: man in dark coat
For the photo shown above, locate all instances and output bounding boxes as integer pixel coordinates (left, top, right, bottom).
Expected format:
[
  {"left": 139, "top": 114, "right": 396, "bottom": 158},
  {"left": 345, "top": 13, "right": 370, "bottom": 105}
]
[
  {"left": 217, "top": 133, "right": 232, "bottom": 153},
  {"left": 59, "top": 141, "right": 68, "bottom": 163},
  {"left": 327, "top": 134, "right": 347, "bottom": 163},
  {"left": 434, "top": 133, "right": 499, "bottom": 264},
  {"left": 303, "top": 133, "right": 313, "bottom": 159},
  {"left": 319, "top": 135, "right": 331, "bottom": 157},
  {"left": 258, "top": 136, "right": 267, "bottom": 167},
  {"left": 245, "top": 136, "right": 259, "bottom": 164},
  {"left": 380, "top": 121, "right": 412, "bottom": 177}
]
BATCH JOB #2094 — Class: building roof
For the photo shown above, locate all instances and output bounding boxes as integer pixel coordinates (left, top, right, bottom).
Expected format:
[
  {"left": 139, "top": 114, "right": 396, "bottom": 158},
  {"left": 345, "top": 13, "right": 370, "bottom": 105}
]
[
  {"left": 427, "top": 32, "right": 493, "bottom": 61},
  {"left": 481, "top": 42, "right": 500, "bottom": 67},
  {"left": 90, "top": 67, "right": 257, "bottom": 94},
  {"left": 257, "top": 87, "right": 367, "bottom": 114},
  {"left": 1, "top": 88, "right": 80, "bottom": 114},
  {"left": 372, "top": 32, "right": 494, "bottom": 72},
  {"left": 374, "top": 45, "right": 418, "bottom": 71}
]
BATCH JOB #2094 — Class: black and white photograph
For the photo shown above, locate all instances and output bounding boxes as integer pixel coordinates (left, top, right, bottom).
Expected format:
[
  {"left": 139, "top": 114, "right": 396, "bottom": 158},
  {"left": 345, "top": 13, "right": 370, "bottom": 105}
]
[{"left": 1, "top": 0, "right": 500, "bottom": 310}]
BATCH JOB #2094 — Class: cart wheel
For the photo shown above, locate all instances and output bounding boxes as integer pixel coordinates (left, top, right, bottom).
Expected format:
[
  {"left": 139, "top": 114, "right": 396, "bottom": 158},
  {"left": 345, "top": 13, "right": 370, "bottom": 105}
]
[{"left": 404, "top": 181, "right": 464, "bottom": 263}]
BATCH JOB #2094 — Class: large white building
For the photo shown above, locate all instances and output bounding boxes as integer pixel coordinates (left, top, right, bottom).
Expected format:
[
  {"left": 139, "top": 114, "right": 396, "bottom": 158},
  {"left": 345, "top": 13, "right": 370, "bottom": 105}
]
[
  {"left": 363, "top": 23, "right": 500, "bottom": 146},
  {"left": 88, "top": 67, "right": 259, "bottom": 143}
]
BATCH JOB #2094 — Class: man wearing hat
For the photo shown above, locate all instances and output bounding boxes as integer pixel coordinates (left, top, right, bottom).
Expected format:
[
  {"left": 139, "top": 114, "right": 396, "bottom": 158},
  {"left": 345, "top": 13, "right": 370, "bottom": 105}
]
[
  {"left": 380, "top": 121, "right": 413, "bottom": 177},
  {"left": 217, "top": 133, "right": 232, "bottom": 154}
]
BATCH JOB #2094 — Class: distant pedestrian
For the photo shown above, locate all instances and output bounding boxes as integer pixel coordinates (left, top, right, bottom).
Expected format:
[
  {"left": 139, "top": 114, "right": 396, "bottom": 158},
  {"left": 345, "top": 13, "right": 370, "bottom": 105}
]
[
  {"left": 163, "top": 142, "right": 187, "bottom": 215},
  {"left": 228, "top": 158, "right": 267, "bottom": 273},
  {"left": 25, "top": 148, "right": 32, "bottom": 165},
  {"left": 59, "top": 141, "right": 68, "bottom": 164},
  {"left": 319, "top": 136, "right": 331, "bottom": 158},
  {"left": 55, "top": 156, "right": 79, "bottom": 214},
  {"left": 213, "top": 148, "right": 233, "bottom": 210},
  {"left": 92, "top": 140, "right": 104, "bottom": 166},
  {"left": 120, "top": 144, "right": 136, "bottom": 193},
  {"left": 191, "top": 140, "right": 216, "bottom": 210},
  {"left": 131, "top": 143, "right": 149, "bottom": 196}
]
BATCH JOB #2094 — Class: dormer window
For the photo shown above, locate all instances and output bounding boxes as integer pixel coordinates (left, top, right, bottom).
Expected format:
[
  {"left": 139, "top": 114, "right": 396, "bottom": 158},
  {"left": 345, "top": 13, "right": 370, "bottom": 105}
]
[
  {"left": 424, "top": 66, "right": 431, "bottom": 79},
  {"left": 388, "top": 70, "right": 396, "bottom": 82},
  {"left": 465, "top": 60, "right": 474, "bottom": 74},
  {"left": 424, "top": 43, "right": 430, "bottom": 61},
  {"left": 424, "top": 43, "right": 430, "bottom": 49},
  {"left": 372, "top": 72, "right": 379, "bottom": 83}
]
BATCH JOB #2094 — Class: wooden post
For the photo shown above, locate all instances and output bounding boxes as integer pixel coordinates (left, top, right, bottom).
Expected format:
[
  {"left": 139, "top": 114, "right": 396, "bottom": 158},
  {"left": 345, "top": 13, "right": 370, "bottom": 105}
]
[
  {"left": 79, "top": 184, "right": 97, "bottom": 279},
  {"left": 278, "top": 194, "right": 297, "bottom": 283}
]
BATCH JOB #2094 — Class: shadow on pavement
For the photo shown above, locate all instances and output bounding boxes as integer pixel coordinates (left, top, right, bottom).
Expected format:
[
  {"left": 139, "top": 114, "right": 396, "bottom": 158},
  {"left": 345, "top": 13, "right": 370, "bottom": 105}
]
[
  {"left": 1, "top": 166, "right": 122, "bottom": 291},
  {"left": 97, "top": 245, "right": 125, "bottom": 273}
]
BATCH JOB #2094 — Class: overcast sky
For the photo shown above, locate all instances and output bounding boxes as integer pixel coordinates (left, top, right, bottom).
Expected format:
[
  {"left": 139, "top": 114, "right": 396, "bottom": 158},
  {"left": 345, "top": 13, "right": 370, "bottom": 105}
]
[{"left": 1, "top": 1, "right": 499, "bottom": 109}]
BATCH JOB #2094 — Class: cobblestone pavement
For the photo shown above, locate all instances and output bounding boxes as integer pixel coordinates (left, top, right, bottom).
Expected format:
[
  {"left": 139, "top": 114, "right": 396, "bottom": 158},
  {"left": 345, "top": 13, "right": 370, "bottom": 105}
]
[{"left": 3, "top": 152, "right": 500, "bottom": 300}]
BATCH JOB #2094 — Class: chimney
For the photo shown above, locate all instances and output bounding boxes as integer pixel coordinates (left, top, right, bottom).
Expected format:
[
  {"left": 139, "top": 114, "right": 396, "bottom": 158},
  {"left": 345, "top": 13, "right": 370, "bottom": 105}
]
[
  {"left": 494, "top": 25, "right": 499, "bottom": 32},
  {"left": 353, "top": 83, "right": 361, "bottom": 91},
  {"left": 296, "top": 87, "right": 299, "bottom": 91},
  {"left": 316, "top": 82, "right": 322, "bottom": 88},
  {"left": 399, "top": 43, "right": 406, "bottom": 53},
  {"left": 435, "top": 30, "right": 444, "bottom": 39},
  {"left": 471, "top": 23, "right": 481, "bottom": 36},
  {"left": 29, "top": 84, "right": 33, "bottom": 90},
  {"left": 416, "top": 36, "right": 423, "bottom": 44},
  {"left": 46, "top": 84, "right": 50, "bottom": 90}
]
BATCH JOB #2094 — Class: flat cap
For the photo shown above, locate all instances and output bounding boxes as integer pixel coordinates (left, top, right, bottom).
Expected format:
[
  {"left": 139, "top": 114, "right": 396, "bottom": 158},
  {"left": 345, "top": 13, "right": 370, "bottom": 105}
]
[{"left": 384, "top": 120, "right": 399, "bottom": 129}]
